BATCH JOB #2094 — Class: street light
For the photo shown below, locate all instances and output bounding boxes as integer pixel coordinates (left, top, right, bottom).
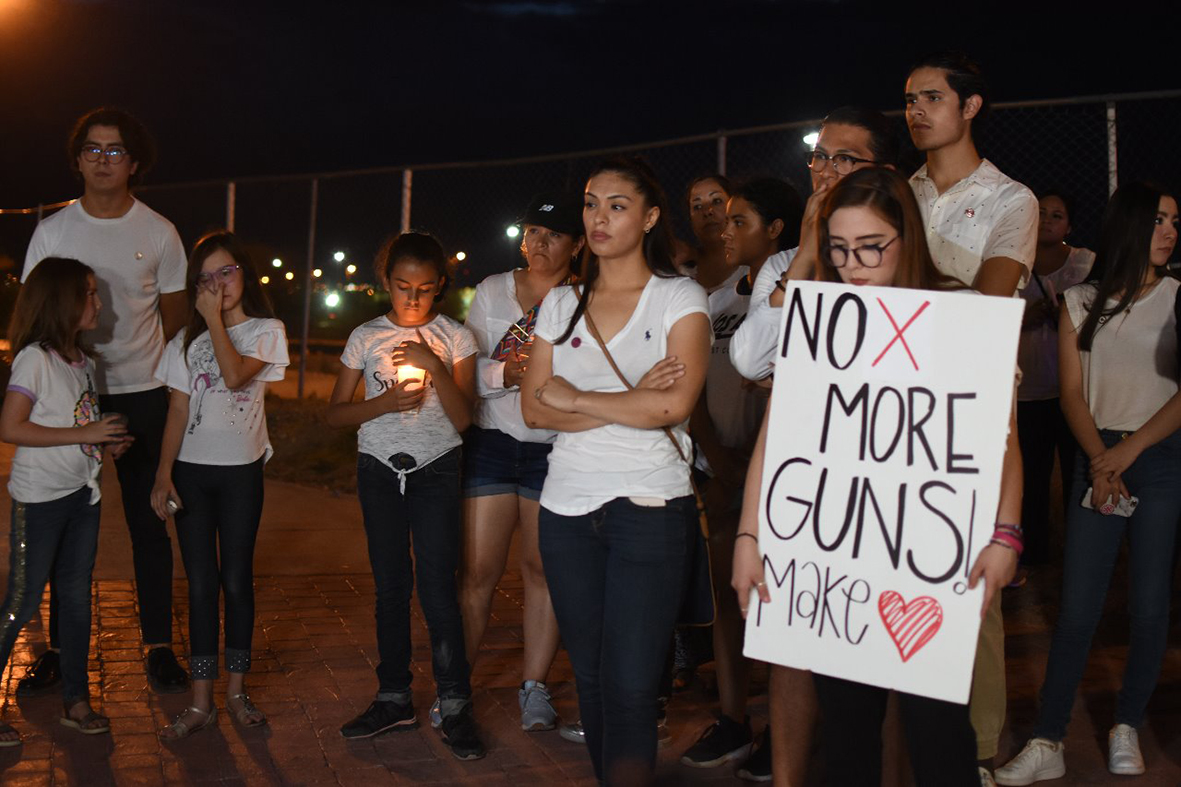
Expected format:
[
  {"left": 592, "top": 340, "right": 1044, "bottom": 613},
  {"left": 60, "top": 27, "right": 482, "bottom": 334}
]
[
  {"left": 346, "top": 264, "right": 357, "bottom": 275},
  {"left": 325, "top": 292, "right": 341, "bottom": 308},
  {"left": 313, "top": 268, "right": 323, "bottom": 278},
  {"left": 456, "top": 251, "right": 467, "bottom": 261},
  {"left": 802, "top": 131, "right": 820, "bottom": 147},
  {"left": 260, "top": 275, "right": 270, "bottom": 284},
  {"left": 272, "top": 258, "right": 283, "bottom": 268},
  {"left": 333, "top": 251, "right": 346, "bottom": 263},
  {"left": 505, "top": 225, "right": 520, "bottom": 239},
  {"left": 285, "top": 271, "right": 295, "bottom": 281}
]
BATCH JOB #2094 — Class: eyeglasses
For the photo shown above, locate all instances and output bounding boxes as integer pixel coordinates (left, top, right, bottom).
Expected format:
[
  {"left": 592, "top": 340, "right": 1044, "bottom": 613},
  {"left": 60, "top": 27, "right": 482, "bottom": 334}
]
[
  {"left": 823, "top": 236, "right": 900, "bottom": 268},
  {"left": 79, "top": 145, "right": 129, "bottom": 165},
  {"left": 196, "top": 265, "right": 241, "bottom": 285},
  {"left": 805, "top": 150, "right": 876, "bottom": 175}
]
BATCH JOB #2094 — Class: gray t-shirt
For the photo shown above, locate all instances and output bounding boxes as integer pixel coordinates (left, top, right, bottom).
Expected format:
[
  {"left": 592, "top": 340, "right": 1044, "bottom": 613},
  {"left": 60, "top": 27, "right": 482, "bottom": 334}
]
[{"left": 341, "top": 312, "right": 477, "bottom": 472}]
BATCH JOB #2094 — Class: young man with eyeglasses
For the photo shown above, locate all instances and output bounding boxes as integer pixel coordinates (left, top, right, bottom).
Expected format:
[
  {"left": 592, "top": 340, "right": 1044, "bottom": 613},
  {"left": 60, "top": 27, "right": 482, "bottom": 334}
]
[
  {"left": 727, "top": 106, "right": 898, "bottom": 785},
  {"left": 904, "top": 52, "right": 1037, "bottom": 786},
  {"left": 21, "top": 107, "right": 190, "bottom": 697}
]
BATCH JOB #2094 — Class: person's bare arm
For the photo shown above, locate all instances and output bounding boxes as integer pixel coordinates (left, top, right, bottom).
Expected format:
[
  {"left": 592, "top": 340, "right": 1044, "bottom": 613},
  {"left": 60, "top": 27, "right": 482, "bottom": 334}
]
[
  {"left": 973, "top": 257, "right": 1025, "bottom": 298},
  {"left": 159, "top": 291, "right": 188, "bottom": 342},
  {"left": 325, "top": 366, "right": 424, "bottom": 428},
  {"left": 967, "top": 403, "right": 1021, "bottom": 615},
  {"left": 0, "top": 392, "right": 126, "bottom": 447},
  {"left": 520, "top": 338, "right": 609, "bottom": 432},
  {"left": 150, "top": 388, "right": 190, "bottom": 520}
]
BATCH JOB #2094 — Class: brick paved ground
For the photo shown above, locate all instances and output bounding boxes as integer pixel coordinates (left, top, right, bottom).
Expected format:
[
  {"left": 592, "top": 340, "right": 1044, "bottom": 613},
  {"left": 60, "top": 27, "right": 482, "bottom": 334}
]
[{"left": 0, "top": 448, "right": 1178, "bottom": 784}]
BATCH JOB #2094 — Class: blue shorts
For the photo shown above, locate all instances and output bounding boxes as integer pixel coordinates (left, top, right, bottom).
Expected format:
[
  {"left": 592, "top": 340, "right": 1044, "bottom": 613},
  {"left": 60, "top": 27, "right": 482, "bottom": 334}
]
[{"left": 462, "top": 426, "right": 552, "bottom": 501}]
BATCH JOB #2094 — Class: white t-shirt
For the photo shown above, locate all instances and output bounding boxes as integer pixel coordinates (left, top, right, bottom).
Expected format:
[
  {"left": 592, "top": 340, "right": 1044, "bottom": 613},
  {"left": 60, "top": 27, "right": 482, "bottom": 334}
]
[
  {"left": 23, "top": 200, "right": 188, "bottom": 394},
  {"left": 730, "top": 248, "right": 797, "bottom": 381},
  {"left": 696, "top": 266, "right": 766, "bottom": 475},
  {"left": 909, "top": 160, "right": 1038, "bottom": 293},
  {"left": 534, "top": 275, "right": 710, "bottom": 516},
  {"left": 465, "top": 270, "right": 556, "bottom": 444},
  {"left": 1063, "top": 277, "right": 1179, "bottom": 432},
  {"left": 341, "top": 313, "right": 478, "bottom": 471},
  {"left": 1017, "top": 247, "right": 1096, "bottom": 401},
  {"left": 156, "top": 318, "right": 289, "bottom": 466},
  {"left": 7, "top": 346, "right": 103, "bottom": 504}
]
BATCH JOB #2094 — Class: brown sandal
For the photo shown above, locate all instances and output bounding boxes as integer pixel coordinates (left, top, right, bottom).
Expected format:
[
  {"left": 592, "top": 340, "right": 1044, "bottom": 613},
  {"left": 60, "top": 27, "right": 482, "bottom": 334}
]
[
  {"left": 160, "top": 705, "right": 217, "bottom": 740},
  {"left": 60, "top": 701, "right": 110, "bottom": 735},
  {"left": 227, "top": 693, "right": 267, "bottom": 727}
]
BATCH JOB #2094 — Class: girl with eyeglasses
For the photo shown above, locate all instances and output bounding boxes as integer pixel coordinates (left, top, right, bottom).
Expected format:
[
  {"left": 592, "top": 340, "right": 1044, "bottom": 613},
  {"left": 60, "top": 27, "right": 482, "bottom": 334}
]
[
  {"left": 151, "top": 231, "right": 289, "bottom": 739},
  {"left": 731, "top": 167, "right": 1021, "bottom": 786}
]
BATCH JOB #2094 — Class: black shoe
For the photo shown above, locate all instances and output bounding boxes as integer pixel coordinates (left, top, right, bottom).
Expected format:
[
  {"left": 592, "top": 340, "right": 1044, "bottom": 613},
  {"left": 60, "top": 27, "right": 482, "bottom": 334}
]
[
  {"left": 340, "top": 700, "right": 417, "bottom": 739},
  {"left": 16, "top": 650, "right": 61, "bottom": 697},
  {"left": 680, "top": 715, "right": 754, "bottom": 768},
  {"left": 440, "top": 704, "right": 486, "bottom": 761},
  {"left": 737, "top": 726, "right": 772, "bottom": 782},
  {"left": 146, "top": 647, "right": 190, "bottom": 694}
]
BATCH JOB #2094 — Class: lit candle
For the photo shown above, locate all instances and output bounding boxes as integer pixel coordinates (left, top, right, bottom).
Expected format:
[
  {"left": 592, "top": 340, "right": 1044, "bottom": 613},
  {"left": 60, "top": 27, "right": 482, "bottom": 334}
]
[{"left": 398, "top": 366, "right": 426, "bottom": 387}]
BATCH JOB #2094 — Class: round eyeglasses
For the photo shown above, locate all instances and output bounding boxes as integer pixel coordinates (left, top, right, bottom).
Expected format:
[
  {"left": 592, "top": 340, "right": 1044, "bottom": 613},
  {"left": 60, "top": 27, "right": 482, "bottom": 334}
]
[
  {"left": 80, "top": 145, "right": 129, "bottom": 165},
  {"left": 196, "top": 265, "right": 242, "bottom": 286},
  {"left": 823, "top": 236, "right": 900, "bottom": 269},
  {"left": 805, "top": 150, "right": 876, "bottom": 176}
]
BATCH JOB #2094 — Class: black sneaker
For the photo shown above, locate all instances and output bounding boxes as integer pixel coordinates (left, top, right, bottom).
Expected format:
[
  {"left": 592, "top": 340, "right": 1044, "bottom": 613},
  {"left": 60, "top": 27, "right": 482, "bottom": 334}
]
[
  {"left": 16, "top": 650, "right": 62, "bottom": 697},
  {"left": 737, "top": 726, "right": 772, "bottom": 782},
  {"left": 340, "top": 700, "right": 417, "bottom": 739},
  {"left": 680, "top": 715, "right": 754, "bottom": 768},
  {"left": 440, "top": 704, "right": 486, "bottom": 761},
  {"left": 147, "top": 647, "right": 190, "bottom": 694}
]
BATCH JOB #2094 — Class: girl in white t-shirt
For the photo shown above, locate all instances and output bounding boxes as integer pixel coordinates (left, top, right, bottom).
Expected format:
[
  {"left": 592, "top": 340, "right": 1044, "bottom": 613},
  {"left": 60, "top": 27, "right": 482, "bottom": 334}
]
[
  {"left": 998, "top": 183, "right": 1181, "bottom": 784},
  {"left": 521, "top": 157, "right": 711, "bottom": 785},
  {"left": 150, "top": 232, "right": 289, "bottom": 739},
  {"left": 327, "top": 232, "right": 484, "bottom": 760},
  {"left": 0, "top": 257, "right": 130, "bottom": 745}
]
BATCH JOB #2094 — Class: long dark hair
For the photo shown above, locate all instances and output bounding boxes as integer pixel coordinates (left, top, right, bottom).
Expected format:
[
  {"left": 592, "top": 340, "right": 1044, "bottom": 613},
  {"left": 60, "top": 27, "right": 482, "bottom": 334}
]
[
  {"left": 554, "top": 156, "right": 679, "bottom": 345},
  {"left": 1076, "top": 182, "right": 1175, "bottom": 351},
  {"left": 182, "top": 231, "right": 274, "bottom": 358},
  {"left": 9, "top": 257, "right": 97, "bottom": 359},
  {"left": 729, "top": 177, "right": 805, "bottom": 251},
  {"left": 817, "top": 167, "right": 962, "bottom": 292}
]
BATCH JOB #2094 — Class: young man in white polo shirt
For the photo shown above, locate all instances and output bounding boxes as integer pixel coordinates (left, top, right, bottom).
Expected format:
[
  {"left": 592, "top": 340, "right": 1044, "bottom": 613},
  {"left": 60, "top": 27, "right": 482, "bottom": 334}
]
[
  {"left": 905, "top": 52, "right": 1038, "bottom": 784},
  {"left": 21, "top": 108, "right": 190, "bottom": 695}
]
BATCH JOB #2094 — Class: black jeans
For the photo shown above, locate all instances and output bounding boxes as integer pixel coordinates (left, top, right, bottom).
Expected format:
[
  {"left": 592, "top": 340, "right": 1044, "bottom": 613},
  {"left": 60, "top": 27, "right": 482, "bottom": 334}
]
[
  {"left": 48, "top": 388, "right": 173, "bottom": 648},
  {"left": 539, "top": 496, "right": 695, "bottom": 785},
  {"left": 172, "top": 458, "right": 264, "bottom": 679},
  {"left": 0, "top": 487, "right": 100, "bottom": 701},
  {"left": 813, "top": 674, "right": 978, "bottom": 786},
  {"left": 356, "top": 449, "right": 470, "bottom": 702},
  {"left": 1016, "top": 398, "right": 1077, "bottom": 565}
]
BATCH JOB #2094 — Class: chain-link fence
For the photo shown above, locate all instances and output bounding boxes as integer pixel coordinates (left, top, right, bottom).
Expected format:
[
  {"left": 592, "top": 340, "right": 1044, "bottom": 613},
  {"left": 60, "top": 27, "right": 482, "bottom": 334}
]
[{"left": 2, "top": 90, "right": 1178, "bottom": 391}]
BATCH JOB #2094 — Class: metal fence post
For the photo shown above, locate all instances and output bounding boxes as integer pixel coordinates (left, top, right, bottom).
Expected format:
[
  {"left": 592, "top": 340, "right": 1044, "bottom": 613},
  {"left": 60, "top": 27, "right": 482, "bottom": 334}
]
[
  {"left": 716, "top": 134, "right": 727, "bottom": 176},
  {"left": 1106, "top": 101, "right": 1118, "bottom": 195},
  {"left": 401, "top": 169, "right": 413, "bottom": 232},
  {"left": 298, "top": 178, "right": 318, "bottom": 399},
  {"left": 226, "top": 181, "right": 236, "bottom": 231}
]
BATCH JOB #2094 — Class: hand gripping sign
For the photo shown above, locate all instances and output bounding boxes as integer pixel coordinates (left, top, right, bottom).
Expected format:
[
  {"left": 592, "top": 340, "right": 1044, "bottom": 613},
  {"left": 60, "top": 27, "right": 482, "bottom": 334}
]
[{"left": 743, "top": 280, "right": 1022, "bottom": 703}]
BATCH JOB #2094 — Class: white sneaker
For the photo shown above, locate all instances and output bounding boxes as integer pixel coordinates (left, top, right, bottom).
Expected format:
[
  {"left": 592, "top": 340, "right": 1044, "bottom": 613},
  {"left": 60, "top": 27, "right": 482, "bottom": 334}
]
[
  {"left": 1108, "top": 724, "right": 1146, "bottom": 775},
  {"left": 994, "top": 738, "right": 1065, "bottom": 786},
  {"left": 979, "top": 766, "right": 997, "bottom": 787}
]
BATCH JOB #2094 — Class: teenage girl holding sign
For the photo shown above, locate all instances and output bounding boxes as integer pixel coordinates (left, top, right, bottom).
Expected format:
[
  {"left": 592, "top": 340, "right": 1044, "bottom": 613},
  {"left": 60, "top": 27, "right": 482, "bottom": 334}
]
[{"left": 732, "top": 167, "right": 1021, "bottom": 786}]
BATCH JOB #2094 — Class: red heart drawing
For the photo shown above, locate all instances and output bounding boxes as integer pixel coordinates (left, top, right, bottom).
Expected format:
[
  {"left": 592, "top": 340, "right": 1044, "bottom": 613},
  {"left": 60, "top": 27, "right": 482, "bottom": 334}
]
[{"left": 878, "top": 591, "right": 943, "bottom": 663}]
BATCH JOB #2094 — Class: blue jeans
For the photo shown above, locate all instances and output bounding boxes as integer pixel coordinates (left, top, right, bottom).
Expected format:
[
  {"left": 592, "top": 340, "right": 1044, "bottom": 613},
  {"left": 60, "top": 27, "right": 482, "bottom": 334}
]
[
  {"left": 173, "top": 458, "right": 264, "bottom": 679},
  {"left": 0, "top": 487, "right": 100, "bottom": 702},
  {"left": 356, "top": 449, "right": 471, "bottom": 702},
  {"left": 1035, "top": 428, "right": 1181, "bottom": 740},
  {"left": 540, "top": 496, "right": 695, "bottom": 785}
]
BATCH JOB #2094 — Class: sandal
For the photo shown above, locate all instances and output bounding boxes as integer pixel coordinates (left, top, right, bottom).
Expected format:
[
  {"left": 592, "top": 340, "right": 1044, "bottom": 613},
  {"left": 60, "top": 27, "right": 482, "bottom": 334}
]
[
  {"left": 0, "top": 722, "right": 21, "bottom": 747},
  {"left": 60, "top": 701, "right": 111, "bottom": 736},
  {"left": 159, "top": 705, "right": 217, "bottom": 740},
  {"left": 227, "top": 693, "right": 267, "bottom": 727}
]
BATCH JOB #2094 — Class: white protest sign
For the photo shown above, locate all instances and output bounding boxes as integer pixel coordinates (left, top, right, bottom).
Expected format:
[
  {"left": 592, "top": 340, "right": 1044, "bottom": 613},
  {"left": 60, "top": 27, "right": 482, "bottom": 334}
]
[{"left": 743, "top": 280, "right": 1022, "bottom": 704}]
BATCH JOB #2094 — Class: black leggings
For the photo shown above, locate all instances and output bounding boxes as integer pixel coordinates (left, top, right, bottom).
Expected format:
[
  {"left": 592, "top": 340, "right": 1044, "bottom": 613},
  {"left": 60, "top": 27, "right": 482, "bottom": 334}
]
[{"left": 173, "top": 458, "right": 264, "bottom": 679}]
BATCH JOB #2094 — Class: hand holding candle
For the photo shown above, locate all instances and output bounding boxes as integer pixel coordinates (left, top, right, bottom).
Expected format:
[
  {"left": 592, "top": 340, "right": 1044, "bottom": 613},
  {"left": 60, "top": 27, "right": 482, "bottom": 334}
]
[{"left": 387, "top": 329, "right": 443, "bottom": 412}]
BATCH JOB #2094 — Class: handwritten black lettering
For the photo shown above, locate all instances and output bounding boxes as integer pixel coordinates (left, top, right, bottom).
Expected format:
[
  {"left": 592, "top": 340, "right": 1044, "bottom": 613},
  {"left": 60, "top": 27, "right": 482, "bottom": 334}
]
[{"left": 947, "top": 393, "right": 980, "bottom": 474}]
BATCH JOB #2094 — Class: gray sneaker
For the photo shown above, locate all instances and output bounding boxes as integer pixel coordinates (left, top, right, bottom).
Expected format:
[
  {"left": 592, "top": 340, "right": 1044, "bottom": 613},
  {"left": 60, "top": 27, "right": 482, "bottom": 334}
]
[
  {"left": 559, "top": 720, "right": 585, "bottom": 744},
  {"left": 519, "top": 680, "right": 558, "bottom": 731},
  {"left": 429, "top": 698, "right": 442, "bottom": 729}
]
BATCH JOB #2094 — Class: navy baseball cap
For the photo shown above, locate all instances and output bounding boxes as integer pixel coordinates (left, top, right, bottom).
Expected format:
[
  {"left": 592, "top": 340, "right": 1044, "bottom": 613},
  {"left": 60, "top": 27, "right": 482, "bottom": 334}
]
[{"left": 519, "top": 192, "right": 584, "bottom": 237}]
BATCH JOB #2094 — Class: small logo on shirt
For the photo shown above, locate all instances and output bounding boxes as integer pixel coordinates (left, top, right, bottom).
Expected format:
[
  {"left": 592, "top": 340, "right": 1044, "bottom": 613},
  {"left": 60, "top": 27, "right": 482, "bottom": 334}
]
[
  {"left": 135, "top": 251, "right": 144, "bottom": 260},
  {"left": 644, "top": 330, "right": 651, "bottom": 341},
  {"left": 963, "top": 208, "right": 975, "bottom": 218},
  {"left": 540, "top": 204, "right": 554, "bottom": 212},
  {"left": 571, "top": 337, "right": 581, "bottom": 348}
]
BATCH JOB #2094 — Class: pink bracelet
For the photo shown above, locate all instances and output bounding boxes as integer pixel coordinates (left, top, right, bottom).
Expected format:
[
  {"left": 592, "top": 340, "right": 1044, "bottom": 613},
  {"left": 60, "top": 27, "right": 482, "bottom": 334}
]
[{"left": 990, "top": 533, "right": 1024, "bottom": 556}]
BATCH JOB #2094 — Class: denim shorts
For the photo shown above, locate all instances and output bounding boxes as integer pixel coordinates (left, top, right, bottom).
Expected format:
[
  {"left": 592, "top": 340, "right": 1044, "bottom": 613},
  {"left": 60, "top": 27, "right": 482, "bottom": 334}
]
[{"left": 462, "top": 426, "right": 552, "bottom": 501}]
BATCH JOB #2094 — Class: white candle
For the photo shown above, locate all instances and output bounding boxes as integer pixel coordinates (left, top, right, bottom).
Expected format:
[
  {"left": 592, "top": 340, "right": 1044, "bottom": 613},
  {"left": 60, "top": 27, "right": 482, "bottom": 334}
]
[{"left": 398, "top": 365, "right": 426, "bottom": 387}]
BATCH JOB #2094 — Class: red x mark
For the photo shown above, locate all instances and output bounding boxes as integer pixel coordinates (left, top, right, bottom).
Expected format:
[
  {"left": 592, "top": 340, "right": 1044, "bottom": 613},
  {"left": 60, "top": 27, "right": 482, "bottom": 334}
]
[{"left": 872, "top": 298, "right": 930, "bottom": 370}]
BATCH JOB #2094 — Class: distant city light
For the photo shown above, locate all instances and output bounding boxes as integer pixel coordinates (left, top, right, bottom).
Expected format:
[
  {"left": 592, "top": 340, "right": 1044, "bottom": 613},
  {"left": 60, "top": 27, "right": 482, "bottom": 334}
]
[
  {"left": 505, "top": 225, "right": 520, "bottom": 239},
  {"left": 271, "top": 258, "right": 283, "bottom": 268},
  {"left": 802, "top": 131, "right": 820, "bottom": 147},
  {"left": 260, "top": 275, "right": 270, "bottom": 284},
  {"left": 333, "top": 251, "right": 346, "bottom": 263},
  {"left": 455, "top": 251, "right": 467, "bottom": 261},
  {"left": 324, "top": 292, "right": 341, "bottom": 308},
  {"left": 284, "top": 271, "right": 295, "bottom": 281},
  {"left": 313, "top": 268, "right": 323, "bottom": 278},
  {"left": 346, "top": 264, "right": 357, "bottom": 274}
]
